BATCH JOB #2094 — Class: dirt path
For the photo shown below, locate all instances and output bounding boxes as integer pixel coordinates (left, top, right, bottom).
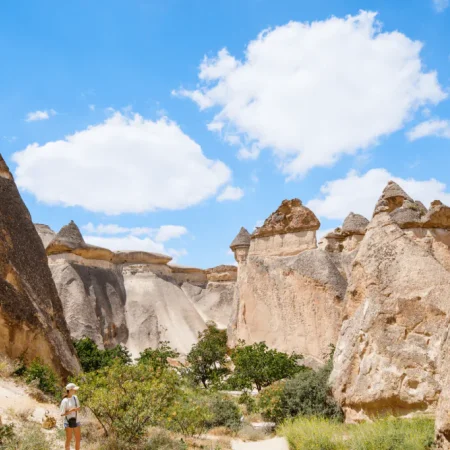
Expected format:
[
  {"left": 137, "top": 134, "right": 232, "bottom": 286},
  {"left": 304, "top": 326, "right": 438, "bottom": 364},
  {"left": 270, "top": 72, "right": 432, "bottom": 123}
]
[{"left": 231, "top": 436, "right": 289, "bottom": 450}]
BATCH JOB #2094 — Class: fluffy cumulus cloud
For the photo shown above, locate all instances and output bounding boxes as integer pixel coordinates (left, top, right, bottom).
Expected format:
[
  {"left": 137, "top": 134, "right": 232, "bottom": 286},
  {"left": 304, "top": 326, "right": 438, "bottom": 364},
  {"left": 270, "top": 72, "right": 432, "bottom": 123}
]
[
  {"left": 407, "top": 119, "right": 450, "bottom": 140},
  {"left": 13, "top": 112, "right": 231, "bottom": 214},
  {"left": 25, "top": 109, "right": 56, "bottom": 122},
  {"left": 82, "top": 222, "right": 189, "bottom": 262},
  {"left": 433, "top": 0, "right": 449, "bottom": 12},
  {"left": 307, "top": 168, "right": 450, "bottom": 220},
  {"left": 216, "top": 185, "right": 244, "bottom": 202},
  {"left": 175, "top": 11, "right": 446, "bottom": 178}
]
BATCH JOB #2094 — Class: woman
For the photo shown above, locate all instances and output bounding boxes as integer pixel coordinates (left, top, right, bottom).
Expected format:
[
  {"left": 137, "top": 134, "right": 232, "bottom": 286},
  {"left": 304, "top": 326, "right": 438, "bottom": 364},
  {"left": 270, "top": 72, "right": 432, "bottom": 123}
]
[{"left": 60, "top": 382, "right": 81, "bottom": 450}]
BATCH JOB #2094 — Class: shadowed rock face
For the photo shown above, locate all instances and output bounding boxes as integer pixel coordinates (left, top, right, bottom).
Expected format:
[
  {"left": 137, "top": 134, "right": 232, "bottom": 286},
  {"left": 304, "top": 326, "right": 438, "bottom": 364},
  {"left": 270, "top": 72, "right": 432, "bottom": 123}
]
[{"left": 0, "top": 155, "right": 79, "bottom": 377}]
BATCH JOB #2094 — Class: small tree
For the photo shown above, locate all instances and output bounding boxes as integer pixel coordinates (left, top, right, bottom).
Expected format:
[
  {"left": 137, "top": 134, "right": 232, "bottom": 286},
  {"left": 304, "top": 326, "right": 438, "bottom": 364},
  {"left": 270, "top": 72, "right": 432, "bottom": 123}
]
[
  {"left": 137, "top": 341, "right": 180, "bottom": 370},
  {"left": 73, "top": 337, "right": 132, "bottom": 372},
  {"left": 186, "top": 322, "right": 229, "bottom": 388},
  {"left": 230, "top": 341, "right": 303, "bottom": 391},
  {"left": 74, "top": 362, "right": 179, "bottom": 442}
]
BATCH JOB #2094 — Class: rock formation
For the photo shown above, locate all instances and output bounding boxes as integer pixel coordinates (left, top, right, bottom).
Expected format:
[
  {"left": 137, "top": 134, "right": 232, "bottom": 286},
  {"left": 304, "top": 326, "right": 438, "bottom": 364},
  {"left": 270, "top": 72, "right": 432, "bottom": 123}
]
[
  {"left": 34, "top": 224, "right": 56, "bottom": 248},
  {"left": 229, "top": 199, "right": 347, "bottom": 363},
  {"left": 0, "top": 155, "right": 79, "bottom": 377},
  {"left": 331, "top": 181, "right": 450, "bottom": 424}
]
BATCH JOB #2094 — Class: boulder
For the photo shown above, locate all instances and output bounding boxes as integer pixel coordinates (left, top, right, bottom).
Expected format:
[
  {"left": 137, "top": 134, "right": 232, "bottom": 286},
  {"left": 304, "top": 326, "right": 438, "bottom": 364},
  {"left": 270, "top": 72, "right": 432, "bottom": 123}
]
[{"left": 0, "top": 155, "right": 79, "bottom": 377}]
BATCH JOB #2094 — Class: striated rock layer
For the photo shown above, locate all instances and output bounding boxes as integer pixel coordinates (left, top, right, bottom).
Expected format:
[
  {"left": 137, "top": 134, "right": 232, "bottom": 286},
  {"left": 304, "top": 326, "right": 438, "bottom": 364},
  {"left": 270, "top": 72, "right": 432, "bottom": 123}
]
[{"left": 0, "top": 155, "right": 79, "bottom": 377}]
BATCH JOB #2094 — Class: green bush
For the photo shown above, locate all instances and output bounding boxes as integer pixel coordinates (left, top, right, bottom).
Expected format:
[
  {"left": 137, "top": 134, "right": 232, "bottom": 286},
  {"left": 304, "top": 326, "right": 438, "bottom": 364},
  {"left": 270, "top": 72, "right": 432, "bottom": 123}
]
[
  {"left": 278, "top": 416, "right": 435, "bottom": 450},
  {"left": 282, "top": 365, "right": 343, "bottom": 422},
  {"left": 74, "top": 361, "right": 179, "bottom": 443},
  {"left": 238, "top": 391, "right": 256, "bottom": 414},
  {"left": 137, "top": 341, "right": 180, "bottom": 370},
  {"left": 22, "top": 358, "right": 61, "bottom": 397},
  {"left": 229, "top": 341, "right": 303, "bottom": 391},
  {"left": 257, "top": 381, "right": 286, "bottom": 423},
  {"left": 0, "top": 423, "right": 15, "bottom": 446},
  {"left": 206, "top": 395, "right": 241, "bottom": 431},
  {"left": 73, "top": 337, "right": 132, "bottom": 372}
]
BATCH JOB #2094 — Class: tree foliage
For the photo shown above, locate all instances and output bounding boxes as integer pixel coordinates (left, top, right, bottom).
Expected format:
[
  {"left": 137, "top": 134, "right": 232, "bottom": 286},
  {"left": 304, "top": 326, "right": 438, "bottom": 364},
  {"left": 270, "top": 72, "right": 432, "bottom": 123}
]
[
  {"left": 186, "top": 322, "right": 229, "bottom": 388},
  {"left": 73, "top": 337, "right": 132, "bottom": 372},
  {"left": 230, "top": 341, "right": 303, "bottom": 391},
  {"left": 73, "top": 362, "right": 179, "bottom": 442},
  {"left": 137, "top": 341, "right": 179, "bottom": 370}
]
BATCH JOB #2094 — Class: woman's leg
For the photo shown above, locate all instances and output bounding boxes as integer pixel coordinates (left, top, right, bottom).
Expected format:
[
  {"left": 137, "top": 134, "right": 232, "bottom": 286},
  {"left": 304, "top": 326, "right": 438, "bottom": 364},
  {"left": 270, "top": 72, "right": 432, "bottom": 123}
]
[
  {"left": 65, "top": 427, "right": 73, "bottom": 450},
  {"left": 74, "top": 426, "right": 81, "bottom": 450}
]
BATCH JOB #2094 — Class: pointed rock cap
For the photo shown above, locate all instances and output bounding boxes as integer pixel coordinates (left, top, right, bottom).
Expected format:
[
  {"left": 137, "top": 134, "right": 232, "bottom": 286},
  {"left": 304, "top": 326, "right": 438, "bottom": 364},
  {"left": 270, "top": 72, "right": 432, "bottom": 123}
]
[
  {"left": 373, "top": 181, "right": 413, "bottom": 216},
  {"left": 0, "top": 154, "right": 13, "bottom": 180},
  {"left": 252, "top": 198, "right": 320, "bottom": 239},
  {"left": 422, "top": 200, "right": 450, "bottom": 228},
  {"left": 230, "top": 227, "right": 251, "bottom": 250},
  {"left": 342, "top": 213, "right": 369, "bottom": 235},
  {"left": 47, "top": 221, "right": 86, "bottom": 254}
]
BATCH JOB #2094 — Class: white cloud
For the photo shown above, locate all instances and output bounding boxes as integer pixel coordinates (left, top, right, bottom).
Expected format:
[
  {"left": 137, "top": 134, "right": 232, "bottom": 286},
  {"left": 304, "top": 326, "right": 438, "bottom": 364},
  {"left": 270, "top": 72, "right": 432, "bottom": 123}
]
[
  {"left": 433, "top": 0, "right": 449, "bottom": 12},
  {"left": 89, "top": 104, "right": 96, "bottom": 111},
  {"left": 307, "top": 168, "right": 450, "bottom": 220},
  {"left": 217, "top": 185, "right": 244, "bottom": 202},
  {"left": 13, "top": 112, "right": 231, "bottom": 214},
  {"left": 407, "top": 119, "right": 450, "bottom": 140},
  {"left": 176, "top": 11, "right": 446, "bottom": 178},
  {"left": 25, "top": 109, "right": 56, "bottom": 122},
  {"left": 83, "top": 223, "right": 187, "bottom": 242}
]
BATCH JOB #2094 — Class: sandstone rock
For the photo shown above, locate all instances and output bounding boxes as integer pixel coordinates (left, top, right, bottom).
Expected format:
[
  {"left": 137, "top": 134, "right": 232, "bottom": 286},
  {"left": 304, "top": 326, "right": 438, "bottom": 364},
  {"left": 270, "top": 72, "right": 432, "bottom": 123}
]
[
  {"left": 342, "top": 213, "right": 369, "bottom": 235},
  {"left": 230, "top": 249, "right": 346, "bottom": 361},
  {"left": 373, "top": 180, "right": 413, "bottom": 216},
  {"left": 423, "top": 200, "right": 450, "bottom": 229},
  {"left": 47, "top": 221, "right": 114, "bottom": 261},
  {"left": 0, "top": 155, "right": 79, "bottom": 377},
  {"left": 123, "top": 265, "right": 207, "bottom": 358},
  {"left": 169, "top": 264, "right": 207, "bottom": 286},
  {"left": 182, "top": 280, "right": 235, "bottom": 329},
  {"left": 34, "top": 224, "right": 56, "bottom": 249},
  {"left": 331, "top": 212, "right": 450, "bottom": 422},
  {"left": 230, "top": 228, "right": 251, "bottom": 263},
  {"left": 253, "top": 199, "right": 320, "bottom": 238},
  {"left": 48, "top": 253, "right": 128, "bottom": 349},
  {"left": 206, "top": 265, "right": 237, "bottom": 282},
  {"left": 112, "top": 251, "right": 172, "bottom": 265}
]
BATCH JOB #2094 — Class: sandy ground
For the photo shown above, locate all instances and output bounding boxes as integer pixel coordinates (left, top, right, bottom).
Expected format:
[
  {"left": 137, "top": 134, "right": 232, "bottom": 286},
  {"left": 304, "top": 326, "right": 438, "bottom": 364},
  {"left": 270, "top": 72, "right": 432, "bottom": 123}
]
[
  {"left": 231, "top": 437, "right": 289, "bottom": 450},
  {"left": 0, "top": 377, "right": 60, "bottom": 424}
]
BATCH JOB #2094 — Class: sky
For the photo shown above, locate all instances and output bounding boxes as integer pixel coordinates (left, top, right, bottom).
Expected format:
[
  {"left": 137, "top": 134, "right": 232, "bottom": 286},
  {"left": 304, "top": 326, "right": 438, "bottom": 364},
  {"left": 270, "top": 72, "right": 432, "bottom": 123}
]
[{"left": 1, "top": 0, "right": 450, "bottom": 269}]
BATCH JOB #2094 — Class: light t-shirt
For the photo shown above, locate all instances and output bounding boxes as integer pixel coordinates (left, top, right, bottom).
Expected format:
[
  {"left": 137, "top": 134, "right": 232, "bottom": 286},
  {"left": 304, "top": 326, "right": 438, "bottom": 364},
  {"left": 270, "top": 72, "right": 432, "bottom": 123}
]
[{"left": 60, "top": 395, "right": 80, "bottom": 424}]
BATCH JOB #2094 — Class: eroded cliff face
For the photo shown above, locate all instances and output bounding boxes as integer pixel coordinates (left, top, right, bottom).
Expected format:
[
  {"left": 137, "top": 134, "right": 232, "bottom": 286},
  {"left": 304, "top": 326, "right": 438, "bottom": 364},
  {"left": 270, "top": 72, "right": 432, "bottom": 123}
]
[
  {"left": 331, "top": 182, "right": 450, "bottom": 424},
  {"left": 229, "top": 199, "right": 349, "bottom": 363},
  {"left": 0, "top": 155, "right": 80, "bottom": 378}
]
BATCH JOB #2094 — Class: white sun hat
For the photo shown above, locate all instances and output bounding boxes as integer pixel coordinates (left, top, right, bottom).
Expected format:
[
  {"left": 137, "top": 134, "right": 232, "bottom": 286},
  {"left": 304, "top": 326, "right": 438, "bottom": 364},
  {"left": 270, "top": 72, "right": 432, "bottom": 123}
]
[{"left": 65, "top": 383, "right": 79, "bottom": 391}]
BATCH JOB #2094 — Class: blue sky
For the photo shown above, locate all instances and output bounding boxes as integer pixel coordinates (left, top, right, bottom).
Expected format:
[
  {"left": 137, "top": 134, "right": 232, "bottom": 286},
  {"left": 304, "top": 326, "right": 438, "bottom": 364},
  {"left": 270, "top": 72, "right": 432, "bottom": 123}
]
[{"left": 1, "top": 0, "right": 450, "bottom": 268}]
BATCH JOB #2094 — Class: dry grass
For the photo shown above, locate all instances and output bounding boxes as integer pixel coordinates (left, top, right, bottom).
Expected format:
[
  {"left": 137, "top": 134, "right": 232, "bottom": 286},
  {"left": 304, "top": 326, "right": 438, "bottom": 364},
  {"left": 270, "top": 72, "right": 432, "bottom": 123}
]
[
  {"left": 0, "top": 355, "right": 16, "bottom": 378},
  {"left": 237, "top": 423, "right": 271, "bottom": 442}
]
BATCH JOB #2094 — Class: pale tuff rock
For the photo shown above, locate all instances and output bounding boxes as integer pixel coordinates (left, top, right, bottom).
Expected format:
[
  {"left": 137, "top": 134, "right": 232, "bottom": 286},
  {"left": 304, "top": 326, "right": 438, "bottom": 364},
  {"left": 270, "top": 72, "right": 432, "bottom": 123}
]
[
  {"left": 250, "top": 199, "right": 320, "bottom": 257},
  {"left": 206, "top": 265, "right": 237, "bottom": 282},
  {"left": 230, "top": 249, "right": 346, "bottom": 361},
  {"left": 34, "top": 224, "right": 56, "bottom": 249},
  {"left": 230, "top": 227, "right": 251, "bottom": 263},
  {"left": 342, "top": 213, "right": 369, "bottom": 235},
  {"left": 373, "top": 180, "right": 413, "bottom": 216},
  {"left": 123, "top": 264, "right": 206, "bottom": 358},
  {"left": 331, "top": 212, "right": 450, "bottom": 423},
  {"left": 0, "top": 155, "right": 79, "bottom": 377},
  {"left": 169, "top": 264, "right": 207, "bottom": 286},
  {"left": 113, "top": 251, "right": 172, "bottom": 265},
  {"left": 253, "top": 199, "right": 320, "bottom": 237}
]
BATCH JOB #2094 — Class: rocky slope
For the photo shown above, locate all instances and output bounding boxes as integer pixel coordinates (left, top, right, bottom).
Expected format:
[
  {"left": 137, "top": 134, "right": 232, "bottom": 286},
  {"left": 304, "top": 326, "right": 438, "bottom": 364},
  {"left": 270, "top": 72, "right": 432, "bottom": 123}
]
[
  {"left": 0, "top": 155, "right": 79, "bottom": 377},
  {"left": 37, "top": 222, "right": 237, "bottom": 357}
]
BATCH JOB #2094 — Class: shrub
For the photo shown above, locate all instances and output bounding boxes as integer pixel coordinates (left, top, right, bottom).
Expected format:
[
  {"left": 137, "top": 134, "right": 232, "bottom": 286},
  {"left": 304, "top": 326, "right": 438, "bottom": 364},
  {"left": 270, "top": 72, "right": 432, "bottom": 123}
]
[
  {"left": 257, "top": 381, "right": 286, "bottom": 423},
  {"left": 282, "top": 365, "right": 343, "bottom": 422},
  {"left": 229, "top": 341, "right": 303, "bottom": 391},
  {"left": 166, "top": 391, "right": 212, "bottom": 437},
  {"left": 73, "top": 337, "right": 132, "bottom": 372},
  {"left": 0, "top": 423, "right": 15, "bottom": 446},
  {"left": 186, "top": 322, "right": 230, "bottom": 388},
  {"left": 1, "top": 423, "right": 51, "bottom": 450},
  {"left": 206, "top": 395, "right": 241, "bottom": 431},
  {"left": 137, "top": 341, "right": 180, "bottom": 370},
  {"left": 74, "top": 361, "right": 179, "bottom": 442},
  {"left": 145, "top": 430, "right": 188, "bottom": 450},
  {"left": 238, "top": 391, "right": 256, "bottom": 414},
  {"left": 22, "top": 358, "right": 61, "bottom": 397}
]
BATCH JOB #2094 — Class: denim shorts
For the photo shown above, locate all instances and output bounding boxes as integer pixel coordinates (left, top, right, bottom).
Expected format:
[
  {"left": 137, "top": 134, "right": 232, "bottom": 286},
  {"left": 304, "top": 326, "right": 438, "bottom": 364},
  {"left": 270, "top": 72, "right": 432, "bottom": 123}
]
[{"left": 64, "top": 422, "right": 81, "bottom": 428}]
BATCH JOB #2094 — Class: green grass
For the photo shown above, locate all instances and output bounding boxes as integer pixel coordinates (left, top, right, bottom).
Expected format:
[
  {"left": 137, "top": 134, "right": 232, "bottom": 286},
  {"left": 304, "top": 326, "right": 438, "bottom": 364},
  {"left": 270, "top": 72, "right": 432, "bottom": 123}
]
[{"left": 278, "top": 416, "right": 435, "bottom": 450}]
